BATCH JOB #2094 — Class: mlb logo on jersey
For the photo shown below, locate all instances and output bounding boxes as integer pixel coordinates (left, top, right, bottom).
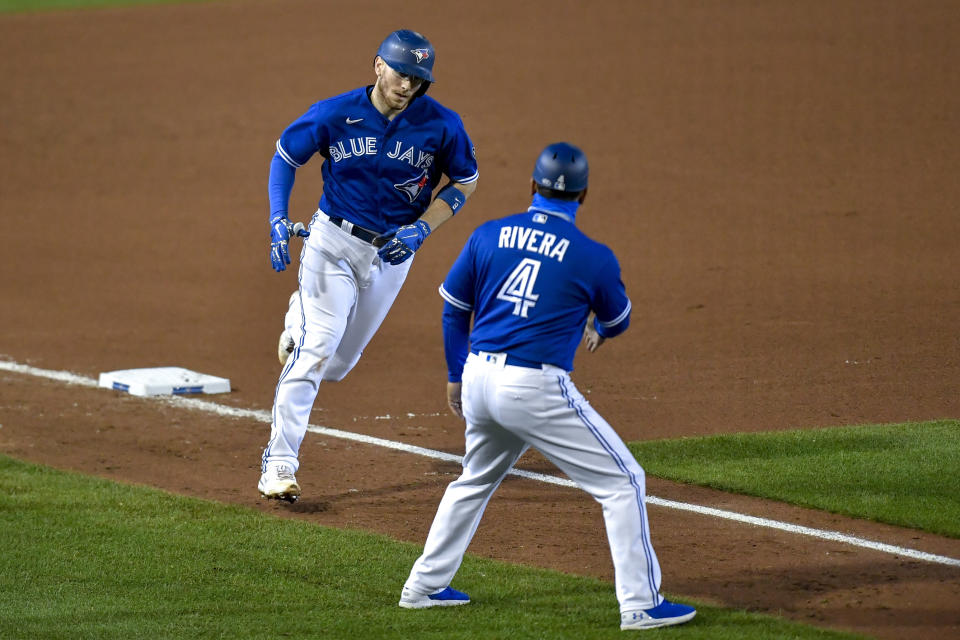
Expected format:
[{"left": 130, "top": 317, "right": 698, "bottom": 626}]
[{"left": 411, "top": 48, "right": 430, "bottom": 63}]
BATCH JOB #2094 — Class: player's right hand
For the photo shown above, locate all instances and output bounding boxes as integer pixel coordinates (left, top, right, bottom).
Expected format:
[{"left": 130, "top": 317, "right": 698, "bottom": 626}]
[
  {"left": 446, "top": 381, "right": 464, "bottom": 419},
  {"left": 270, "top": 216, "right": 309, "bottom": 272}
]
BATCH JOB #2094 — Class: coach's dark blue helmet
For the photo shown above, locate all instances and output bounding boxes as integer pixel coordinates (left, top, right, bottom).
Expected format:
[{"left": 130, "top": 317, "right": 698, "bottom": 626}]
[
  {"left": 377, "top": 29, "right": 435, "bottom": 83},
  {"left": 533, "top": 142, "right": 589, "bottom": 193}
]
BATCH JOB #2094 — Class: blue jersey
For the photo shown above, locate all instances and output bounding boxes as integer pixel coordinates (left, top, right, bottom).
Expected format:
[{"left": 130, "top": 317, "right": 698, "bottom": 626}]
[
  {"left": 440, "top": 208, "right": 631, "bottom": 372},
  {"left": 273, "top": 86, "right": 478, "bottom": 233}
]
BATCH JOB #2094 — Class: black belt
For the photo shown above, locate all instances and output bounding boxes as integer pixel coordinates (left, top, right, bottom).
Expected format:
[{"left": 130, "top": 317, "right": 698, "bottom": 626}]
[
  {"left": 471, "top": 349, "right": 543, "bottom": 369},
  {"left": 327, "top": 215, "right": 389, "bottom": 247}
]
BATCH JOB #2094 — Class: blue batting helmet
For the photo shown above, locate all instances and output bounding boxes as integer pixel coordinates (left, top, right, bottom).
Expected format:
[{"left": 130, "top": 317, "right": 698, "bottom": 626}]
[
  {"left": 532, "top": 142, "right": 589, "bottom": 193},
  {"left": 376, "top": 29, "right": 435, "bottom": 83}
]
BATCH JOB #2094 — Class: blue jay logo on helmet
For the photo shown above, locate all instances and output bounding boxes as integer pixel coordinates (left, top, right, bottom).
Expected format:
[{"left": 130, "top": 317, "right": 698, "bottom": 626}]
[{"left": 377, "top": 29, "right": 436, "bottom": 84}]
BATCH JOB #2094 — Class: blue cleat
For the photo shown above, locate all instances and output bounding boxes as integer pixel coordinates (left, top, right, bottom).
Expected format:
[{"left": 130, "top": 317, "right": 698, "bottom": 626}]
[
  {"left": 620, "top": 599, "right": 696, "bottom": 630},
  {"left": 399, "top": 586, "right": 471, "bottom": 609}
]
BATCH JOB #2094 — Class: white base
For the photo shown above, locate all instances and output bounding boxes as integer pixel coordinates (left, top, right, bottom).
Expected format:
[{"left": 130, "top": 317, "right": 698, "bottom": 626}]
[{"left": 98, "top": 367, "right": 231, "bottom": 397}]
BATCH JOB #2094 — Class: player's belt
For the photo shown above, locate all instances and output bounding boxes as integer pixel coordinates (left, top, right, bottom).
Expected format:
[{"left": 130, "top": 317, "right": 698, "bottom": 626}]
[
  {"left": 326, "top": 215, "right": 389, "bottom": 247},
  {"left": 471, "top": 349, "right": 542, "bottom": 370}
]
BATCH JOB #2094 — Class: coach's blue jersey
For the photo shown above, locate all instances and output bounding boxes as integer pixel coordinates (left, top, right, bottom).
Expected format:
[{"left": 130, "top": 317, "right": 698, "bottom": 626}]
[
  {"left": 440, "top": 210, "right": 631, "bottom": 371},
  {"left": 274, "top": 87, "right": 478, "bottom": 233}
]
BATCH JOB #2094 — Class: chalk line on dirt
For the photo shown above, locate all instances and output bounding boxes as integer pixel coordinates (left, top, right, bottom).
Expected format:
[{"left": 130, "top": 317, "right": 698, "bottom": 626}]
[{"left": 2, "top": 358, "right": 958, "bottom": 568}]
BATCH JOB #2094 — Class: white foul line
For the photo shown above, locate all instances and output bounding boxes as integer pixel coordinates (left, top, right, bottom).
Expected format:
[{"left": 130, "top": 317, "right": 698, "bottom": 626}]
[{"left": 2, "top": 358, "right": 958, "bottom": 569}]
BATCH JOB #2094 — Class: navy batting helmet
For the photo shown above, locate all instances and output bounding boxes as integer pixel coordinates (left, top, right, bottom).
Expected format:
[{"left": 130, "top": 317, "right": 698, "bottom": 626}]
[
  {"left": 532, "top": 142, "right": 589, "bottom": 193},
  {"left": 376, "top": 29, "right": 435, "bottom": 83}
]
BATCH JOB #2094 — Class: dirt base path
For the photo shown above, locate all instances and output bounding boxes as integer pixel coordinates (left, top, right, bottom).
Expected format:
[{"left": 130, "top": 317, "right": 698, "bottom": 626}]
[
  {"left": 3, "top": 372, "right": 958, "bottom": 639},
  {"left": 2, "top": 1, "right": 959, "bottom": 638}
]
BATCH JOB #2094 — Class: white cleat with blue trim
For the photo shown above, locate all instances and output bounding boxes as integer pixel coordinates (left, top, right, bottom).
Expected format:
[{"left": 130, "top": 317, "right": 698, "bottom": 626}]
[
  {"left": 398, "top": 586, "right": 471, "bottom": 609},
  {"left": 258, "top": 463, "right": 300, "bottom": 503},
  {"left": 278, "top": 330, "right": 295, "bottom": 365}
]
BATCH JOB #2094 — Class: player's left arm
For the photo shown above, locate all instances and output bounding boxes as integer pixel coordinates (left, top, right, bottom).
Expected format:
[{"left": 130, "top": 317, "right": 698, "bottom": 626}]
[
  {"left": 420, "top": 178, "right": 478, "bottom": 231},
  {"left": 422, "top": 111, "right": 479, "bottom": 233},
  {"left": 583, "top": 312, "right": 605, "bottom": 352},
  {"left": 377, "top": 113, "right": 478, "bottom": 265},
  {"left": 586, "top": 251, "right": 632, "bottom": 348},
  {"left": 376, "top": 178, "right": 478, "bottom": 265}
]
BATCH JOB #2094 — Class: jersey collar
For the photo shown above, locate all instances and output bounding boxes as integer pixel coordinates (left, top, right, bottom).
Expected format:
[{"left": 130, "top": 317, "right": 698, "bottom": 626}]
[{"left": 528, "top": 193, "right": 579, "bottom": 223}]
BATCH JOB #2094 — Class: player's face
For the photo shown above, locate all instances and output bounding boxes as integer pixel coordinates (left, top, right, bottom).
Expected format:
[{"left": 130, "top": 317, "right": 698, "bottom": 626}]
[{"left": 373, "top": 58, "right": 424, "bottom": 113}]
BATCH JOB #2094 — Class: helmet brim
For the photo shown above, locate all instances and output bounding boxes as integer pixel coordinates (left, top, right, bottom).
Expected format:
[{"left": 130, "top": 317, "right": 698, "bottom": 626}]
[{"left": 382, "top": 59, "right": 434, "bottom": 83}]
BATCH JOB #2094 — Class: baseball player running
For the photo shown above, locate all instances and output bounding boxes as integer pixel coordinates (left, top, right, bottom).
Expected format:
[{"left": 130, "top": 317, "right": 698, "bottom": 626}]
[
  {"left": 398, "top": 143, "right": 696, "bottom": 630},
  {"left": 258, "top": 29, "right": 478, "bottom": 502}
]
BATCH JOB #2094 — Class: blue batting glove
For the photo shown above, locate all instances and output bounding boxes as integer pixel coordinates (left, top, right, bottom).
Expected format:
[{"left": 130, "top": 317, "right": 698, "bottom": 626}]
[
  {"left": 377, "top": 220, "right": 431, "bottom": 266},
  {"left": 270, "top": 216, "right": 310, "bottom": 272}
]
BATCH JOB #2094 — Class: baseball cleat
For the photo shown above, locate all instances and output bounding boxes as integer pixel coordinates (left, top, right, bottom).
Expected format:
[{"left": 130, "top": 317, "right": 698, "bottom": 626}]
[
  {"left": 620, "top": 599, "right": 696, "bottom": 630},
  {"left": 398, "top": 586, "right": 470, "bottom": 609},
  {"left": 258, "top": 463, "right": 300, "bottom": 503},
  {"left": 278, "top": 330, "right": 295, "bottom": 365}
]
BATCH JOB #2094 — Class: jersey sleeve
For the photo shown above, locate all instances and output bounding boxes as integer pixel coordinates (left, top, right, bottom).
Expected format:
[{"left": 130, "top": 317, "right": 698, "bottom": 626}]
[
  {"left": 275, "top": 102, "right": 327, "bottom": 169},
  {"left": 439, "top": 114, "right": 478, "bottom": 184},
  {"left": 442, "top": 302, "right": 471, "bottom": 383},
  {"left": 438, "top": 233, "right": 477, "bottom": 311},
  {"left": 590, "top": 251, "right": 631, "bottom": 339},
  {"left": 268, "top": 152, "right": 297, "bottom": 219}
]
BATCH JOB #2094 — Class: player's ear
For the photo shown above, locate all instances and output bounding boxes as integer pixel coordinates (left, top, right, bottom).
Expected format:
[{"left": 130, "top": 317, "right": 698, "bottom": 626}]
[
  {"left": 373, "top": 56, "right": 384, "bottom": 76},
  {"left": 578, "top": 187, "right": 588, "bottom": 204},
  {"left": 530, "top": 179, "right": 536, "bottom": 196}
]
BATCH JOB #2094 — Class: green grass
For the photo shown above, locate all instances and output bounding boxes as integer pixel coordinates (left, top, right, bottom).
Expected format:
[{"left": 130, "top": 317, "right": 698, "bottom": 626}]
[
  {"left": 629, "top": 419, "right": 960, "bottom": 538},
  {"left": 0, "top": 0, "right": 212, "bottom": 12},
  {"left": 0, "top": 456, "right": 864, "bottom": 639}
]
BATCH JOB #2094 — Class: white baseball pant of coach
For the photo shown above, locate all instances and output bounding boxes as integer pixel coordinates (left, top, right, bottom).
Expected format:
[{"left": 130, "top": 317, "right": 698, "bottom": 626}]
[
  {"left": 404, "top": 351, "right": 664, "bottom": 613},
  {"left": 263, "top": 209, "right": 413, "bottom": 472}
]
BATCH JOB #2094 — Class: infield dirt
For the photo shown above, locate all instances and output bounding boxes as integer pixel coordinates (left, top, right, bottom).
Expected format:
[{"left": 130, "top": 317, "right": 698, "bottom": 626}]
[{"left": 1, "top": 1, "right": 958, "bottom": 638}]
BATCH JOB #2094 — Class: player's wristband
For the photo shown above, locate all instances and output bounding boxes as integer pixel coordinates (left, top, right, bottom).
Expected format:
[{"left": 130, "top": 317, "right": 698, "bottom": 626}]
[{"left": 436, "top": 183, "right": 466, "bottom": 214}]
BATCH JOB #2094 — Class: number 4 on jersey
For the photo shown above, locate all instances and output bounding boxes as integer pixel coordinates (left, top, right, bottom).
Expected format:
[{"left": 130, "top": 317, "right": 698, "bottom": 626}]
[{"left": 497, "top": 258, "right": 541, "bottom": 317}]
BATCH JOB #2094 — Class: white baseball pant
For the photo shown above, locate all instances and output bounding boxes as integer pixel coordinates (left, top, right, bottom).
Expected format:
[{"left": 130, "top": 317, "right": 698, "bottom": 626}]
[
  {"left": 404, "top": 351, "right": 663, "bottom": 612},
  {"left": 262, "top": 210, "right": 413, "bottom": 472}
]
